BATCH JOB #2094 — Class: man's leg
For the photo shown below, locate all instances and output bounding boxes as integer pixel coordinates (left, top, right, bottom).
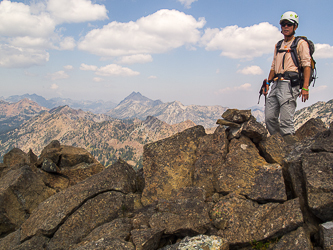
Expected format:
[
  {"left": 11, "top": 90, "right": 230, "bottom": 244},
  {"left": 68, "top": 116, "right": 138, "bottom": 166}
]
[
  {"left": 265, "top": 84, "right": 280, "bottom": 135},
  {"left": 279, "top": 86, "right": 299, "bottom": 136}
]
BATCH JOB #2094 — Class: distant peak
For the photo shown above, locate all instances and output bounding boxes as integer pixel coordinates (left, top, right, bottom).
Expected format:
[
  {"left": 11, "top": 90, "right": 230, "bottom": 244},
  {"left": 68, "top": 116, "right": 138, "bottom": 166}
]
[
  {"left": 118, "top": 92, "right": 153, "bottom": 106},
  {"left": 17, "top": 98, "right": 40, "bottom": 106},
  {"left": 49, "top": 105, "right": 72, "bottom": 114},
  {"left": 125, "top": 91, "right": 144, "bottom": 100},
  {"left": 130, "top": 91, "right": 142, "bottom": 96},
  {"left": 125, "top": 92, "right": 144, "bottom": 100}
]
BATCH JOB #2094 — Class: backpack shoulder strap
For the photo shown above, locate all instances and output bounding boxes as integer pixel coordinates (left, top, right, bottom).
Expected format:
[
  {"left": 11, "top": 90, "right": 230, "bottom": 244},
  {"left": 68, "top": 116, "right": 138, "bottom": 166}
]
[
  {"left": 290, "top": 36, "right": 303, "bottom": 69},
  {"left": 291, "top": 36, "right": 302, "bottom": 47},
  {"left": 276, "top": 39, "right": 284, "bottom": 54}
]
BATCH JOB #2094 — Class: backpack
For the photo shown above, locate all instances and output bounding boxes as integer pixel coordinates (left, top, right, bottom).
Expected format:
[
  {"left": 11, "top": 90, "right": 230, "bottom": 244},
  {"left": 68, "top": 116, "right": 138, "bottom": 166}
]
[{"left": 276, "top": 36, "right": 317, "bottom": 88}]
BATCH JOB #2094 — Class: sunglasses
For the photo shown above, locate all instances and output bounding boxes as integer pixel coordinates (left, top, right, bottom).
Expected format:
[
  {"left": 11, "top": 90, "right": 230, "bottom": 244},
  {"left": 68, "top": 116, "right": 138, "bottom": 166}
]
[{"left": 280, "top": 22, "right": 294, "bottom": 27}]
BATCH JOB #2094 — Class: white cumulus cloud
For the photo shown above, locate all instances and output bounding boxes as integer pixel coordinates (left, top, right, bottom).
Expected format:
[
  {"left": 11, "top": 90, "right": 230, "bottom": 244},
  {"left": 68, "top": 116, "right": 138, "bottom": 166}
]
[
  {"left": 237, "top": 65, "right": 264, "bottom": 75},
  {"left": 93, "top": 77, "right": 104, "bottom": 82},
  {"left": 0, "top": 0, "right": 55, "bottom": 37},
  {"left": 0, "top": 0, "right": 107, "bottom": 68},
  {"left": 47, "top": 0, "right": 108, "bottom": 24},
  {"left": 314, "top": 44, "right": 333, "bottom": 59},
  {"left": 78, "top": 9, "right": 206, "bottom": 57},
  {"left": 96, "top": 64, "right": 140, "bottom": 76},
  {"left": 0, "top": 44, "right": 49, "bottom": 68},
  {"left": 9, "top": 36, "right": 52, "bottom": 49},
  {"left": 80, "top": 63, "right": 98, "bottom": 71},
  {"left": 48, "top": 70, "right": 70, "bottom": 80},
  {"left": 50, "top": 83, "right": 59, "bottom": 90},
  {"left": 64, "top": 65, "right": 74, "bottom": 70},
  {"left": 117, "top": 54, "right": 153, "bottom": 65},
  {"left": 58, "top": 37, "right": 76, "bottom": 50},
  {"left": 80, "top": 63, "right": 140, "bottom": 77},
  {"left": 201, "top": 22, "right": 282, "bottom": 60}
]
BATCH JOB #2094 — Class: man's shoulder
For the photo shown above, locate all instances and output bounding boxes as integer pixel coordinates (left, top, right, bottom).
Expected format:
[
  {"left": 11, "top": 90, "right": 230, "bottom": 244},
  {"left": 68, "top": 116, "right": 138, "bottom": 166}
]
[{"left": 296, "top": 37, "right": 310, "bottom": 49}]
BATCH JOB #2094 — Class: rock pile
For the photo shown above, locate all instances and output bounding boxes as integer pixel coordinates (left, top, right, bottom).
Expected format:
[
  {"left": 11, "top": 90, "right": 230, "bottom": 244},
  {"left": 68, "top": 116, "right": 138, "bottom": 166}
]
[{"left": 0, "top": 109, "right": 332, "bottom": 249}]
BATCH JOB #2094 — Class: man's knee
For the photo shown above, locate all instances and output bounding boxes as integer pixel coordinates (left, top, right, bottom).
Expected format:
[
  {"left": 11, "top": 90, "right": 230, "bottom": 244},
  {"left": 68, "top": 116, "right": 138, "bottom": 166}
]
[{"left": 265, "top": 111, "right": 278, "bottom": 124}]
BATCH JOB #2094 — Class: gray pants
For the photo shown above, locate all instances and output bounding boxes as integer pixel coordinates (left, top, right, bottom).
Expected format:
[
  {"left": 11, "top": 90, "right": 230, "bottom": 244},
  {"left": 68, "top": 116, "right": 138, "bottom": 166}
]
[{"left": 265, "top": 80, "right": 300, "bottom": 136}]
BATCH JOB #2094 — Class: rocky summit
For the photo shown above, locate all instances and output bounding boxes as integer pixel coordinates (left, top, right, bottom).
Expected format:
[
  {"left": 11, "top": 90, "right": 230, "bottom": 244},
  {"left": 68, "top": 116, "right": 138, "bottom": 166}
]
[{"left": 0, "top": 109, "right": 332, "bottom": 250}]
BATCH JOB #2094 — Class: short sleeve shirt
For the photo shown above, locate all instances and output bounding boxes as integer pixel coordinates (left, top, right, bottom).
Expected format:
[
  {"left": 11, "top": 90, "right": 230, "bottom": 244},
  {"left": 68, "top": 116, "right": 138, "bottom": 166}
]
[{"left": 271, "top": 38, "right": 311, "bottom": 74}]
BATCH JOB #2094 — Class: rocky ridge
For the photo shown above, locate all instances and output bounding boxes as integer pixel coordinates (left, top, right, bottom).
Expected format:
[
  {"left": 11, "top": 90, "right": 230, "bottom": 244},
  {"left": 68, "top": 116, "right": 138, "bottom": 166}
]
[
  {"left": 0, "top": 98, "right": 48, "bottom": 133},
  {"left": 2, "top": 93, "right": 117, "bottom": 114},
  {"left": 0, "top": 109, "right": 332, "bottom": 249},
  {"left": 294, "top": 99, "right": 333, "bottom": 130},
  {"left": 0, "top": 106, "right": 195, "bottom": 168}
]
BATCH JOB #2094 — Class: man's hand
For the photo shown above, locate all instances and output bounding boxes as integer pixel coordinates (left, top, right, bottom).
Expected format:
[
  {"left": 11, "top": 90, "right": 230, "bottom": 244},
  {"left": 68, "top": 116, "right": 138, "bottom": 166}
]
[
  {"left": 300, "top": 66, "right": 311, "bottom": 102},
  {"left": 300, "top": 88, "right": 309, "bottom": 102}
]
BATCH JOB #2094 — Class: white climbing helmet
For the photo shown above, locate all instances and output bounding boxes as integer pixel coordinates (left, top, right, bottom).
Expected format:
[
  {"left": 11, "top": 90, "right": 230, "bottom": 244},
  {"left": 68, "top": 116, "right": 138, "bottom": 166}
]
[{"left": 280, "top": 11, "right": 299, "bottom": 25}]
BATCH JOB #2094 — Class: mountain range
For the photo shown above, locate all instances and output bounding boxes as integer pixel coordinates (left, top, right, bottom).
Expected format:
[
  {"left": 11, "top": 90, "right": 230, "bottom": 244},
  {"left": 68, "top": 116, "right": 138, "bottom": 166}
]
[
  {"left": 0, "top": 99, "right": 48, "bottom": 133},
  {"left": 0, "top": 93, "right": 117, "bottom": 114},
  {"left": 0, "top": 92, "right": 332, "bottom": 167},
  {"left": 106, "top": 92, "right": 230, "bottom": 128},
  {"left": 294, "top": 99, "right": 333, "bottom": 129},
  {"left": 0, "top": 101, "right": 196, "bottom": 168},
  {"left": 1, "top": 92, "right": 233, "bottom": 128}
]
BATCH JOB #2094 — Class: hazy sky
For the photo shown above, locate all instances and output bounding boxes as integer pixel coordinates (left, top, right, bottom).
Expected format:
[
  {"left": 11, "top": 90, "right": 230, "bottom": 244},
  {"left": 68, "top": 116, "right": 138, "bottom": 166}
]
[{"left": 1, "top": 0, "right": 332, "bottom": 110}]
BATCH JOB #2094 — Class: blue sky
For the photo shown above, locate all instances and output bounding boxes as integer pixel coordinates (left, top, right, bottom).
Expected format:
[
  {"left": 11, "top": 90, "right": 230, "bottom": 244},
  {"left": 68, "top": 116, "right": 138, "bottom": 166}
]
[{"left": 1, "top": 0, "right": 332, "bottom": 110}]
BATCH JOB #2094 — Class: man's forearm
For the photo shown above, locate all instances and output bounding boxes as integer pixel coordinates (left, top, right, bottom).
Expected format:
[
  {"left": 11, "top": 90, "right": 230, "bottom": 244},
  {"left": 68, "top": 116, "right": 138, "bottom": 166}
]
[
  {"left": 268, "top": 70, "right": 275, "bottom": 82},
  {"left": 302, "top": 66, "right": 311, "bottom": 89}
]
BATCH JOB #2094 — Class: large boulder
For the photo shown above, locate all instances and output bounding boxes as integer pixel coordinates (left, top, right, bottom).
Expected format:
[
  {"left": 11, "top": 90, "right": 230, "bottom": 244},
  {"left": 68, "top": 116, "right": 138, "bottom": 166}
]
[
  {"left": 0, "top": 230, "right": 21, "bottom": 250},
  {"left": 259, "top": 133, "right": 288, "bottom": 166},
  {"left": 58, "top": 162, "right": 105, "bottom": 187},
  {"left": 0, "top": 231, "right": 49, "bottom": 250},
  {"left": 3, "top": 148, "right": 29, "bottom": 167},
  {"left": 211, "top": 194, "right": 303, "bottom": 245},
  {"left": 302, "top": 152, "right": 333, "bottom": 221},
  {"left": 0, "top": 148, "right": 38, "bottom": 178},
  {"left": 285, "top": 125, "right": 333, "bottom": 227},
  {"left": 149, "top": 197, "right": 211, "bottom": 236},
  {"left": 0, "top": 165, "right": 55, "bottom": 236},
  {"left": 141, "top": 126, "right": 206, "bottom": 206},
  {"left": 241, "top": 116, "right": 268, "bottom": 143},
  {"left": 215, "top": 136, "right": 287, "bottom": 202},
  {"left": 81, "top": 218, "right": 132, "bottom": 243},
  {"left": 194, "top": 125, "right": 228, "bottom": 197},
  {"left": 47, "top": 191, "right": 129, "bottom": 250},
  {"left": 34, "top": 141, "right": 104, "bottom": 191},
  {"left": 36, "top": 140, "right": 97, "bottom": 169},
  {"left": 20, "top": 158, "right": 136, "bottom": 241},
  {"left": 311, "top": 124, "right": 333, "bottom": 153},
  {"left": 295, "top": 118, "right": 327, "bottom": 141},
  {"left": 271, "top": 227, "right": 313, "bottom": 250}
]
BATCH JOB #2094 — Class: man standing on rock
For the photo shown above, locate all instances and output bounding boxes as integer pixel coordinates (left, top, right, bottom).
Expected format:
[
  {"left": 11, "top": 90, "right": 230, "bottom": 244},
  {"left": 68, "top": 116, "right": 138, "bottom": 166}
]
[{"left": 263, "top": 11, "right": 311, "bottom": 139}]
